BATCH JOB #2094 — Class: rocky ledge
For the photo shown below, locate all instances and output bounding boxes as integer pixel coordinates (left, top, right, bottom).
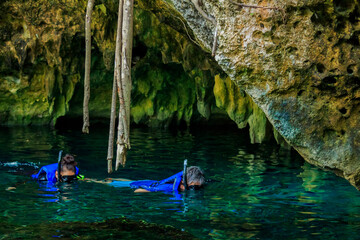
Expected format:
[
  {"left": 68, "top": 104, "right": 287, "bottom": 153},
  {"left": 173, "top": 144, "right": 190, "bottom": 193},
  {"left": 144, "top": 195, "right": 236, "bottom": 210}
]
[{"left": 165, "top": 0, "right": 360, "bottom": 188}]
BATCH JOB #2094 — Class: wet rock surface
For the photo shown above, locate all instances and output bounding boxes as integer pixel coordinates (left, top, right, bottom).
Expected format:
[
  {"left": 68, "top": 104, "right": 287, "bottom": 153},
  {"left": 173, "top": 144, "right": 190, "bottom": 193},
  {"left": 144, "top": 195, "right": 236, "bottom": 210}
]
[
  {"left": 166, "top": 0, "right": 360, "bottom": 188},
  {"left": 0, "top": 0, "right": 277, "bottom": 144}
]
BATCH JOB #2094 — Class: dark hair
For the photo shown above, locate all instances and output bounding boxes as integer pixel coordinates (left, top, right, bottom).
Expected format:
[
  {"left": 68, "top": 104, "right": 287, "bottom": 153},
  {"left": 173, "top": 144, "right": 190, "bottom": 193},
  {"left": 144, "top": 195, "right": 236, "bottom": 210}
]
[
  {"left": 186, "top": 166, "right": 205, "bottom": 185},
  {"left": 61, "top": 154, "right": 77, "bottom": 174}
]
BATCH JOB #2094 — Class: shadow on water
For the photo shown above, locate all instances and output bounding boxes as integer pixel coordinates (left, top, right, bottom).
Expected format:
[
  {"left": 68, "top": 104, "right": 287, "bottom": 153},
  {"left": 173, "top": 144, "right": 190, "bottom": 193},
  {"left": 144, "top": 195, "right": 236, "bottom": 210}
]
[{"left": 1, "top": 126, "right": 360, "bottom": 239}]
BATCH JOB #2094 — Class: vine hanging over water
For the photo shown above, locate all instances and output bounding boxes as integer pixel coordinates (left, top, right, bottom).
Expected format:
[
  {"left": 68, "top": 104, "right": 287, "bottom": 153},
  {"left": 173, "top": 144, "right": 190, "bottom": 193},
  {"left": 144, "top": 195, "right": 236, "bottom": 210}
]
[
  {"left": 107, "top": 0, "right": 133, "bottom": 172},
  {"left": 82, "top": 0, "right": 133, "bottom": 172},
  {"left": 82, "top": 0, "right": 95, "bottom": 134}
]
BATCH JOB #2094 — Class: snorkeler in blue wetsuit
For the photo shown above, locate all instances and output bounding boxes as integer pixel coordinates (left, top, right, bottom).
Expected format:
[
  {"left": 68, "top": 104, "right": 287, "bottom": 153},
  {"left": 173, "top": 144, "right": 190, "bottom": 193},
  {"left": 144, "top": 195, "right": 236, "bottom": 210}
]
[
  {"left": 99, "top": 166, "right": 205, "bottom": 194},
  {"left": 6, "top": 152, "right": 83, "bottom": 191},
  {"left": 32, "top": 153, "right": 83, "bottom": 183}
]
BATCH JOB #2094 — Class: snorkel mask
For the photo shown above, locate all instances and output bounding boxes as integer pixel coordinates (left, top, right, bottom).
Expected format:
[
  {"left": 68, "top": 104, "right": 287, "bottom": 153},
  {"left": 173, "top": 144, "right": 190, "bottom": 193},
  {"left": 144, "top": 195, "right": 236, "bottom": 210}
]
[
  {"left": 59, "top": 175, "right": 78, "bottom": 183},
  {"left": 187, "top": 185, "right": 203, "bottom": 190}
]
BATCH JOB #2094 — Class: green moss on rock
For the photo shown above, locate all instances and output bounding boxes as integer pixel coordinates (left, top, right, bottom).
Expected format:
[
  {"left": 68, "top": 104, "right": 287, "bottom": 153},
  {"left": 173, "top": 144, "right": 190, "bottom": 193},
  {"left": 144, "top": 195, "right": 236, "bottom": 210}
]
[
  {"left": 0, "top": 0, "right": 279, "bottom": 145},
  {"left": 214, "top": 74, "right": 275, "bottom": 143}
]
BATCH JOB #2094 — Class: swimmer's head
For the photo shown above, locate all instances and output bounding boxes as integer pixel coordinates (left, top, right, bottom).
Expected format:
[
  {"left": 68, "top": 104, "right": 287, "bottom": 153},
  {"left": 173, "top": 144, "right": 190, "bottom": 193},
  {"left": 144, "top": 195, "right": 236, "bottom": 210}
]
[
  {"left": 56, "top": 154, "right": 77, "bottom": 181},
  {"left": 180, "top": 166, "right": 205, "bottom": 191}
]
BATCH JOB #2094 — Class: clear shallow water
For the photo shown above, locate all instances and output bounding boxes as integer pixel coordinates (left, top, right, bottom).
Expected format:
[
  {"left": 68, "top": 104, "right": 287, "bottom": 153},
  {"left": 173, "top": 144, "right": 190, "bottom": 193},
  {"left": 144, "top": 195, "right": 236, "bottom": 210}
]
[{"left": 1, "top": 126, "right": 360, "bottom": 239}]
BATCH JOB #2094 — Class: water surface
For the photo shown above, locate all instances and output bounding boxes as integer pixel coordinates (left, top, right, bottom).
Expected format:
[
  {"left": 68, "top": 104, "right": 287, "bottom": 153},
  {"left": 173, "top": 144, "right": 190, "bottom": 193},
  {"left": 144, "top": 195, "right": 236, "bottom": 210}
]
[{"left": 1, "top": 126, "right": 360, "bottom": 239}]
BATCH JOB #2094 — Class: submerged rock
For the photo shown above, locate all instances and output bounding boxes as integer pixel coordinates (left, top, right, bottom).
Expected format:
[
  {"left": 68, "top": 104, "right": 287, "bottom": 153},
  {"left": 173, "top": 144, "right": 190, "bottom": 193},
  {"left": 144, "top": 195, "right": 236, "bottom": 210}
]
[{"left": 0, "top": 217, "right": 195, "bottom": 239}]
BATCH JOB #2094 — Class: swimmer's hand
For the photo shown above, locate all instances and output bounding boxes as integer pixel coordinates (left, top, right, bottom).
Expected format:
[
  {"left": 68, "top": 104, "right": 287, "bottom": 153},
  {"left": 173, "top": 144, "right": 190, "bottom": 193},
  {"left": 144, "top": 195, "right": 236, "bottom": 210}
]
[{"left": 134, "top": 188, "right": 150, "bottom": 193}]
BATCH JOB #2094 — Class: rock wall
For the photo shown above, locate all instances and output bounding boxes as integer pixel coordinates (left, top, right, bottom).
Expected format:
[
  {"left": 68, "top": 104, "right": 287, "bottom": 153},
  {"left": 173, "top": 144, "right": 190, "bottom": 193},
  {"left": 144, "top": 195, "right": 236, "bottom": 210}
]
[
  {"left": 0, "top": 0, "right": 85, "bottom": 125},
  {"left": 166, "top": 0, "right": 360, "bottom": 188},
  {"left": 2, "top": 0, "right": 359, "bottom": 187},
  {"left": 0, "top": 0, "right": 281, "bottom": 144}
]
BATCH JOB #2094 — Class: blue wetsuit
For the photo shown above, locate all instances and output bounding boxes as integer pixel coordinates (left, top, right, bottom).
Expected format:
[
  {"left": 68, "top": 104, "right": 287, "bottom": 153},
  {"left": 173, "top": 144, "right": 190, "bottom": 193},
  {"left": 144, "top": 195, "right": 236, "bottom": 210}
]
[
  {"left": 31, "top": 163, "right": 79, "bottom": 202},
  {"left": 108, "top": 171, "right": 183, "bottom": 193},
  {"left": 31, "top": 163, "right": 79, "bottom": 183}
]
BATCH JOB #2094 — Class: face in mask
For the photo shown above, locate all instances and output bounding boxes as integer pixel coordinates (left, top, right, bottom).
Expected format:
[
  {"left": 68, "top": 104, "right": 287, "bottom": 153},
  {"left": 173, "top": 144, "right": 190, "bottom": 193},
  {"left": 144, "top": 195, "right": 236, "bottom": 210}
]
[
  {"left": 187, "top": 184, "right": 203, "bottom": 190},
  {"left": 58, "top": 175, "right": 78, "bottom": 183}
]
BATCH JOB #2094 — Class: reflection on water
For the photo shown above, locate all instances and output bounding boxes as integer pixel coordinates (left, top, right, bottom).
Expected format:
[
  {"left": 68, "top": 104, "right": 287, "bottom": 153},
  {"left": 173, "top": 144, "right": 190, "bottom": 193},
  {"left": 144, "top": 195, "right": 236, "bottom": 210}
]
[{"left": 1, "top": 126, "right": 360, "bottom": 239}]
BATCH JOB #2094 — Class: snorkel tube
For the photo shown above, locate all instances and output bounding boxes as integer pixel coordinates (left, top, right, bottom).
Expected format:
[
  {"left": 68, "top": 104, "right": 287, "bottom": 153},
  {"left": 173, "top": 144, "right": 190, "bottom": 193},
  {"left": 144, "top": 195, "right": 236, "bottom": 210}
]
[
  {"left": 57, "top": 150, "right": 63, "bottom": 182},
  {"left": 183, "top": 159, "right": 188, "bottom": 190},
  {"left": 182, "top": 159, "right": 189, "bottom": 213}
]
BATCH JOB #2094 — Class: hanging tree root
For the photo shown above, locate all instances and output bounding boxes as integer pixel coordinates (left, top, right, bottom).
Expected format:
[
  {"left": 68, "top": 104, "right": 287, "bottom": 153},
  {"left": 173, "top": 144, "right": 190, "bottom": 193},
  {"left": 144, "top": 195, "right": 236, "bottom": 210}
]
[
  {"left": 161, "top": 0, "right": 204, "bottom": 48},
  {"left": 119, "top": 50, "right": 130, "bottom": 149},
  {"left": 107, "top": 0, "right": 124, "bottom": 173},
  {"left": 229, "top": 0, "right": 282, "bottom": 11},
  {"left": 190, "top": 0, "right": 215, "bottom": 23},
  {"left": 82, "top": 0, "right": 95, "bottom": 134},
  {"left": 114, "top": 0, "right": 133, "bottom": 171},
  {"left": 118, "top": 0, "right": 134, "bottom": 160},
  {"left": 115, "top": 142, "right": 127, "bottom": 170},
  {"left": 106, "top": 71, "right": 118, "bottom": 174},
  {"left": 229, "top": 0, "right": 286, "bottom": 21},
  {"left": 211, "top": 24, "right": 218, "bottom": 57},
  {"left": 189, "top": 0, "right": 218, "bottom": 56}
]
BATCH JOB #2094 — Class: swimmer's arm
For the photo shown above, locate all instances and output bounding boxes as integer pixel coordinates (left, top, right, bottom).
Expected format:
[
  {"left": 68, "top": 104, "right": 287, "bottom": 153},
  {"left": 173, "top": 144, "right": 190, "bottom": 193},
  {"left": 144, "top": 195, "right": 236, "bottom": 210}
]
[
  {"left": 82, "top": 178, "right": 112, "bottom": 184},
  {"left": 105, "top": 178, "right": 132, "bottom": 181},
  {"left": 81, "top": 178, "right": 150, "bottom": 192},
  {"left": 5, "top": 181, "right": 27, "bottom": 191},
  {"left": 134, "top": 188, "right": 150, "bottom": 193},
  {"left": 82, "top": 177, "right": 132, "bottom": 184}
]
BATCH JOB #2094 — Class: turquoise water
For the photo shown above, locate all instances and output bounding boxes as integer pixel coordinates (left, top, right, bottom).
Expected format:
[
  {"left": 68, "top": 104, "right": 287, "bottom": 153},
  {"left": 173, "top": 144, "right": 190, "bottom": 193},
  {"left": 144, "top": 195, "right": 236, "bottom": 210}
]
[{"left": 1, "top": 126, "right": 360, "bottom": 239}]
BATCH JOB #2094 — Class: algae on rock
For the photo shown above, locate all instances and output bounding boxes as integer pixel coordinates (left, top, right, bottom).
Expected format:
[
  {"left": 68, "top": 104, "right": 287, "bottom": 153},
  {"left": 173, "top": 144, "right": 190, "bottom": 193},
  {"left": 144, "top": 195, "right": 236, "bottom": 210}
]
[
  {"left": 0, "top": 0, "right": 86, "bottom": 125},
  {"left": 0, "top": 0, "right": 280, "bottom": 146},
  {"left": 214, "top": 74, "right": 275, "bottom": 144}
]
